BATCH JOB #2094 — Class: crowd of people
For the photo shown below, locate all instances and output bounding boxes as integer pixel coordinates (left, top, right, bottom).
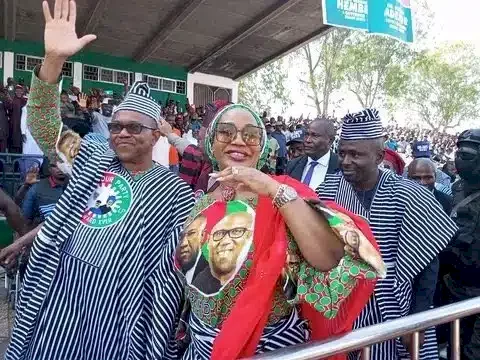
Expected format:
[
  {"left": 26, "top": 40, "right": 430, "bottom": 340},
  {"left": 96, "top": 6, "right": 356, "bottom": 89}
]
[{"left": 0, "top": 1, "right": 478, "bottom": 360}]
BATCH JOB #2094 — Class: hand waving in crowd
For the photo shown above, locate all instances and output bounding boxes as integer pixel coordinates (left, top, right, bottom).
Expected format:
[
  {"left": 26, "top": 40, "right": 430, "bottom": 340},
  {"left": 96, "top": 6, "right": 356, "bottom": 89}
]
[
  {"left": 42, "top": 0, "right": 96, "bottom": 59},
  {"left": 25, "top": 166, "right": 39, "bottom": 185},
  {"left": 40, "top": 0, "right": 97, "bottom": 83},
  {"left": 78, "top": 93, "right": 88, "bottom": 109}
]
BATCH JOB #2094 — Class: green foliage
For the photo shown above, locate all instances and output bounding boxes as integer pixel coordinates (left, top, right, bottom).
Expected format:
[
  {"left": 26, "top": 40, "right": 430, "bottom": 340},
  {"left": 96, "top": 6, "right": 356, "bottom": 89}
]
[
  {"left": 339, "top": 33, "right": 412, "bottom": 109},
  {"left": 398, "top": 43, "right": 480, "bottom": 130},
  {"left": 238, "top": 59, "right": 292, "bottom": 115},
  {"left": 298, "top": 29, "right": 352, "bottom": 117}
]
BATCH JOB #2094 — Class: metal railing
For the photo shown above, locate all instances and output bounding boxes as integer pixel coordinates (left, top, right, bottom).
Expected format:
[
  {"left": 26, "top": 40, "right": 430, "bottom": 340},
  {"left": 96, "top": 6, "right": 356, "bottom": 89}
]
[{"left": 244, "top": 297, "right": 480, "bottom": 360}]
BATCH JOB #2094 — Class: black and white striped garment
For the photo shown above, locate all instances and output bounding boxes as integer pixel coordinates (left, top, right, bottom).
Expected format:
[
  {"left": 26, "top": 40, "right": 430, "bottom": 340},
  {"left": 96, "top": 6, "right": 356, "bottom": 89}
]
[
  {"left": 6, "top": 140, "right": 194, "bottom": 360},
  {"left": 182, "top": 309, "right": 308, "bottom": 360},
  {"left": 316, "top": 171, "right": 457, "bottom": 360}
]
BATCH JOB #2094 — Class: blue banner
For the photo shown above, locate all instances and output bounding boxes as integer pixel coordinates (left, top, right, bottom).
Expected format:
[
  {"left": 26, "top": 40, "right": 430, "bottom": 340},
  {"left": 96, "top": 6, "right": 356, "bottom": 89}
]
[
  {"left": 368, "top": 0, "right": 414, "bottom": 43},
  {"left": 322, "top": 0, "right": 414, "bottom": 43},
  {"left": 322, "top": 0, "right": 368, "bottom": 31}
]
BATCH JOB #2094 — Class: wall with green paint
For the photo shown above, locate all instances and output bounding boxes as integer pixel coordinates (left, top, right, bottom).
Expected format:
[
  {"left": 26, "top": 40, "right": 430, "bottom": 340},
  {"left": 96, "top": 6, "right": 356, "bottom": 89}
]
[{"left": 1, "top": 39, "right": 187, "bottom": 104}]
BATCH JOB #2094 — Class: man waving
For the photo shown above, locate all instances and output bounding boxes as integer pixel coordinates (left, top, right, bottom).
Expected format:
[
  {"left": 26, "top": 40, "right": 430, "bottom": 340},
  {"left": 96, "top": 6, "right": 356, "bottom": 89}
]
[{"left": 5, "top": 1, "right": 194, "bottom": 359}]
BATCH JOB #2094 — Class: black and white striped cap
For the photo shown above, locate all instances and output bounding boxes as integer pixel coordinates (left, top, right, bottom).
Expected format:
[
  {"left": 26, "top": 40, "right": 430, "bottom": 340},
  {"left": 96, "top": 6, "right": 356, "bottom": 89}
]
[
  {"left": 113, "top": 81, "right": 161, "bottom": 121},
  {"left": 340, "top": 108, "right": 383, "bottom": 140}
]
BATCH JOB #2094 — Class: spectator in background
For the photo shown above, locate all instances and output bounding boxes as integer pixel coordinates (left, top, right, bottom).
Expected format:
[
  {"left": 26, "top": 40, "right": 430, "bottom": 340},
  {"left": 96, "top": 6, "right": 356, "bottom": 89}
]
[
  {"left": 385, "top": 134, "right": 398, "bottom": 151},
  {"left": 22, "top": 159, "right": 67, "bottom": 226},
  {"left": 21, "top": 106, "right": 44, "bottom": 164},
  {"left": 397, "top": 136, "right": 409, "bottom": 153},
  {"left": 412, "top": 135, "right": 432, "bottom": 159},
  {"left": 166, "top": 114, "right": 181, "bottom": 174},
  {"left": 60, "top": 90, "right": 76, "bottom": 118},
  {"left": 442, "top": 160, "right": 457, "bottom": 184},
  {"left": 5, "top": 85, "right": 27, "bottom": 153},
  {"left": 0, "top": 86, "right": 9, "bottom": 152},
  {"left": 6, "top": 77, "right": 15, "bottom": 98},
  {"left": 89, "top": 97, "right": 112, "bottom": 141},
  {"left": 159, "top": 101, "right": 228, "bottom": 195},
  {"left": 271, "top": 120, "right": 287, "bottom": 175},
  {"left": 408, "top": 158, "right": 453, "bottom": 215},
  {"left": 286, "top": 136, "right": 304, "bottom": 160},
  {"left": 382, "top": 148, "right": 405, "bottom": 176},
  {"left": 265, "top": 121, "right": 279, "bottom": 174}
]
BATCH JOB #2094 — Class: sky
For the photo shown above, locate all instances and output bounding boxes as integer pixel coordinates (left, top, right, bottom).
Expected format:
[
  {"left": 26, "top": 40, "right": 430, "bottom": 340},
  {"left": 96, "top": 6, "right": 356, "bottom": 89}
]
[{"left": 275, "top": 0, "right": 480, "bottom": 129}]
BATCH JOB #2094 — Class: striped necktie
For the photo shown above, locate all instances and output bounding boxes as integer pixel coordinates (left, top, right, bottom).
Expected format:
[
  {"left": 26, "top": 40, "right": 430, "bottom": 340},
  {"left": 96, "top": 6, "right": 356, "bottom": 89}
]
[{"left": 302, "top": 161, "right": 318, "bottom": 185}]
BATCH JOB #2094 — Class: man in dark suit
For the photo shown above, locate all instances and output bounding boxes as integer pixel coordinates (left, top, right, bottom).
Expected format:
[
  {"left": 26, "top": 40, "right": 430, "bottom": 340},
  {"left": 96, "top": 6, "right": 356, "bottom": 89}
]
[{"left": 286, "top": 118, "right": 339, "bottom": 190}]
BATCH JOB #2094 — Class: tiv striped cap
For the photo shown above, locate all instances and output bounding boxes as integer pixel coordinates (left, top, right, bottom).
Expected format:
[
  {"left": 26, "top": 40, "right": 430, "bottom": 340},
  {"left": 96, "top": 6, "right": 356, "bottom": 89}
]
[
  {"left": 340, "top": 108, "right": 383, "bottom": 140},
  {"left": 113, "top": 81, "right": 161, "bottom": 121}
]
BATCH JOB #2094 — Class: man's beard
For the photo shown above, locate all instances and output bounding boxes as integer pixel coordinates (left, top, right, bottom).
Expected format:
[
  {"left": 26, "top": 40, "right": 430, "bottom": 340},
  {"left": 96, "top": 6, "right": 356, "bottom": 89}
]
[{"left": 181, "top": 256, "right": 197, "bottom": 273}]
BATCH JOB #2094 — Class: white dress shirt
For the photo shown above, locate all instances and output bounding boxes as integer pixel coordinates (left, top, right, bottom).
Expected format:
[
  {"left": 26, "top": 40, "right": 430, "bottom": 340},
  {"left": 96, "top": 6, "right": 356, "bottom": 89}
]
[{"left": 301, "top": 151, "right": 331, "bottom": 190}]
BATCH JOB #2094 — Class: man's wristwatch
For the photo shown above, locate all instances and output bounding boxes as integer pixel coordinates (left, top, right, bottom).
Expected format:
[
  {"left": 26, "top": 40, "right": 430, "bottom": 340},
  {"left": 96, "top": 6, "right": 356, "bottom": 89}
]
[{"left": 273, "top": 184, "right": 298, "bottom": 208}]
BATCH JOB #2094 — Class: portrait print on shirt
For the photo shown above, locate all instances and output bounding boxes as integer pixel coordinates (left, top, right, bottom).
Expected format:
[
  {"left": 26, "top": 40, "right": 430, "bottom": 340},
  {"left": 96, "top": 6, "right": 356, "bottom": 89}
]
[
  {"left": 175, "top": 200, "right": 254, "bottom": 296},
  {"left": 81, "top": 172, "right": 132, "bottom": 228}
]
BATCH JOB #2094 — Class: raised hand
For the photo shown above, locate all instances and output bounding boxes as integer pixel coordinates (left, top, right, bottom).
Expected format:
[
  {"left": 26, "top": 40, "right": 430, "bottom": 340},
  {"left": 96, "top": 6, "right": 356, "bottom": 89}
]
[
  {"left": 40, "top": 0, "right": 96, "bottom": 83},
  {"left": 78, "top": 93, "right": 88, "bottom": 109},
  {"left": 42, "top": 0, "right": 96, "bottom": 59},
  {"left": 25, "top": 166, "right": 40, "bottom": 185}
]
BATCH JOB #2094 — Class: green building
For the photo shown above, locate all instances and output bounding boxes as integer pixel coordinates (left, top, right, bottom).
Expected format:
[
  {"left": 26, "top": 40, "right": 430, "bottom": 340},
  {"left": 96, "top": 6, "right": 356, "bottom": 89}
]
[{"left": 1, "top": 39, "right": 188, "bottom": 105}]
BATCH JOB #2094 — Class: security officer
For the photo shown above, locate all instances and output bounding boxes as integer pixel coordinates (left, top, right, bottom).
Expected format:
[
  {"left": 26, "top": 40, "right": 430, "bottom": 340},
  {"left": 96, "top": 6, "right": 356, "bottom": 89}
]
[{"left": 443, "top": 128, "right": 480, "bottom": 360}]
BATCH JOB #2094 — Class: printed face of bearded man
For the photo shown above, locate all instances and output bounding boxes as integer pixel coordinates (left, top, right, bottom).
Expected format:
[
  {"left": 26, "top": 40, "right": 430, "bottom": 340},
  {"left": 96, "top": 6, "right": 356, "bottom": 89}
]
[
  {"left": 208, "top": 212, "right": 253, "bottom": 284},
  {"left": 177, "top": 215, "right": 206, "bottom": 272}
]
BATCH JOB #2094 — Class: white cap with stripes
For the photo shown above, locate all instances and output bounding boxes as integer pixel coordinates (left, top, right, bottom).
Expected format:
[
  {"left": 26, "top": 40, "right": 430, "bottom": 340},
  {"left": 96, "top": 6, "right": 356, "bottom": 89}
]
[
  {"left": 113, "top": 81, "right": 161, "bottom": 121},
  {"left": 340, "top": 108, "right": 384, "bottom": 140}
]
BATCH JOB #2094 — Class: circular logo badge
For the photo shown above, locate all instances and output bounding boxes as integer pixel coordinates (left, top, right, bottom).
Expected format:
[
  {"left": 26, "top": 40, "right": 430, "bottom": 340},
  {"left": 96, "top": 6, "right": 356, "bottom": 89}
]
[{"left": 81, "top": 172, "right": 132, "bottom": 228}]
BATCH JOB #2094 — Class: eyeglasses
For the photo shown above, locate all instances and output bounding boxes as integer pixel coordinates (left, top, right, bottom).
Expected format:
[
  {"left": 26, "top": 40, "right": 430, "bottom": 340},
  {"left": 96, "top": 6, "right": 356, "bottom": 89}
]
[
  {"left": 212, "top": 227, "right": 250, "bottom": 242},
  {"left": 215, "top": 123, "right": 263, "bottom": 146},
  {"left": 108, "top": 122, "right": 157, "bottom": 135}
]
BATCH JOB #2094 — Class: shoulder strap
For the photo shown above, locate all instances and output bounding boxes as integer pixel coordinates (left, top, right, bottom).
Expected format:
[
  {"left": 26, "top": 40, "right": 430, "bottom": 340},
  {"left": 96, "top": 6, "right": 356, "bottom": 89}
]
[{"left": 451, "top": 190, "right": 480, "bottom": 218}]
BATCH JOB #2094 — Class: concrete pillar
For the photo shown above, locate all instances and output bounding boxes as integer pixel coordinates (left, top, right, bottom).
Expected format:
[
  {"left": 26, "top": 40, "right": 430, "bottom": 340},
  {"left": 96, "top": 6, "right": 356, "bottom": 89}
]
[
  {"left": 73, "top": 62, "right": 83, "bottom": 91},
  {"left": 3, "top": 52, "right": 14, "bottom": 86},
  {"left": 186, "top": 72, "right": 238, "bottom": 104}
]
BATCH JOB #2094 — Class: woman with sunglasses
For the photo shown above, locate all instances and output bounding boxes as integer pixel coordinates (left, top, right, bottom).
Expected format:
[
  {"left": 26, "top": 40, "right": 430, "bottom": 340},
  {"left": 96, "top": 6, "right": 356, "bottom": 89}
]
[{"left": 175, "top": 103, "right": 386, "bottom": 360}]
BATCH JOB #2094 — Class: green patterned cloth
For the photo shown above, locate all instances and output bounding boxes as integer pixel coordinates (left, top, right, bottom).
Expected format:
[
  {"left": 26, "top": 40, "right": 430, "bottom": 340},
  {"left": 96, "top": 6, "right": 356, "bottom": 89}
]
[{"left": 27, "top": 68, "right": 64, "bottom": 157}]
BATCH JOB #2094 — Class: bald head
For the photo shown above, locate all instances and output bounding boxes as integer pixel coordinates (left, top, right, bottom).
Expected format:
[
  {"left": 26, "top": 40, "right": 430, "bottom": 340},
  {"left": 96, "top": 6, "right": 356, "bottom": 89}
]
[
  {"left": 304, "top": 119, "right": 336, "bottom": 159},
  {"left": 309, "top": 119, "right": 336, "bottom": 140},
  {"left": 408, "top": 158, "right": 436, "bottom": 190}
]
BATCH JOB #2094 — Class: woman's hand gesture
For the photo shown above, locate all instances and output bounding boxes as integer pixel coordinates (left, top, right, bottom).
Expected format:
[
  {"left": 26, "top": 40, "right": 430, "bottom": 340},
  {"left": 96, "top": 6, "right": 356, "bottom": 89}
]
[
  {"left": 211, "top": 166, "right": 280, "bottom": 198},
  {"left": 42, "top": 0, "right": 96, "bottom": 59}
]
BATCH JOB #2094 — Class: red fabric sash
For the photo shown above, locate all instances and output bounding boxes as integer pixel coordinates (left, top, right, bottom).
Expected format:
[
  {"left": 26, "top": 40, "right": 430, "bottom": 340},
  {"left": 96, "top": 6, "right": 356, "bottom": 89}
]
[{"left": 210, "top": 176, "right": 378, "bottom": 360}]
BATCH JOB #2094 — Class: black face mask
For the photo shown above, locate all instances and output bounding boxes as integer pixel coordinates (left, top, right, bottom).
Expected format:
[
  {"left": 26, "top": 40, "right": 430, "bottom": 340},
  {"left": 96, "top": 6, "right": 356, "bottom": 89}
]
[{"left": 455, "top": 146, "right": 480, "bottom": 184}]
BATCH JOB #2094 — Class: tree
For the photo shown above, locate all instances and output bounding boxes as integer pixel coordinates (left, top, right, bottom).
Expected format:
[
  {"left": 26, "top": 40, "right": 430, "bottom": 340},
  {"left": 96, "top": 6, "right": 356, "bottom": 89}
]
[
  {"left": 339, "top": 34, "right": 412, "bottom": 109},
  {"left": 297, "top": 29, "right": 352, "bottom": 117},
  {"left": 238, "top": 59, "right": 292, "bottom": 115},
  {"left": 399, "top": 43, "right": 480, "bottom": 131}
]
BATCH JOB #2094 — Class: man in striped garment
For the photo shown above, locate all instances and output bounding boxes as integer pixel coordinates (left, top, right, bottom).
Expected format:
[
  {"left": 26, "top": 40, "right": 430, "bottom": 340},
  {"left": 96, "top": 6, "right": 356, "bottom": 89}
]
[
  {"left": 316, "top": 109, "right": 458, "bottom": 360},
  {"left": 5, "top": 1, "right": 194, "bottom": 359}
]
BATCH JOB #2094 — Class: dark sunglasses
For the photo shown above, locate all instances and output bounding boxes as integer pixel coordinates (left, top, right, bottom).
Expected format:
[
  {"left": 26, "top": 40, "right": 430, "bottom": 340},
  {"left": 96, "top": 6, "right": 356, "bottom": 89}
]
[
  {"left": 215, "top": 123, "right": 263, "bottom": 146},
  {"left": 108, "top": 122, "right": 157, "bottom": 135}
]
